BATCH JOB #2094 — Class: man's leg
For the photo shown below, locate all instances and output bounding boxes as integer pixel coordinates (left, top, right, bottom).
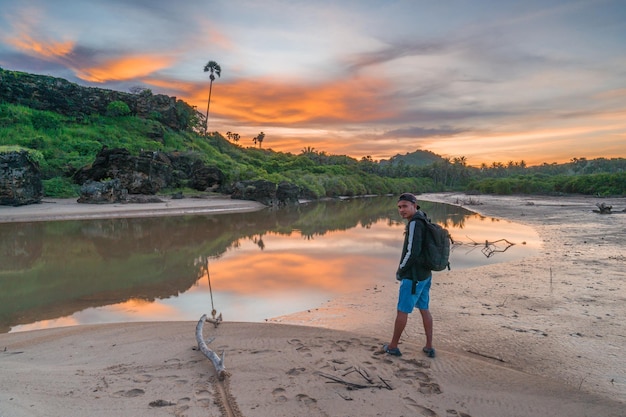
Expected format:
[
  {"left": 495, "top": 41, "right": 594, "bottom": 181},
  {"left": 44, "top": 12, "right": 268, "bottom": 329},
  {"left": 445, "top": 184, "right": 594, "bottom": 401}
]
[
  {"left": 388, "top": 310, "right": 408, "bottom": 350},
  {"left": 419, "top": 308, "right": 433, "bottom": 349},
  {"left": 414, "top": 277, "right": 434, "bottom": 355},
  {"left": 388, "top": 279, "right": 416, "bottom": 350}
]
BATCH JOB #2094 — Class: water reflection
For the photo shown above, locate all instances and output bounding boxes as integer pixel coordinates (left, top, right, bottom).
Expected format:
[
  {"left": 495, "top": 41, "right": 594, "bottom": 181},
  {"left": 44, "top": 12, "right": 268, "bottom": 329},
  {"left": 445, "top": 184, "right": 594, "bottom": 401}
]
[{"left": 0, "top": 197, "right": 542, "bottom": 333}]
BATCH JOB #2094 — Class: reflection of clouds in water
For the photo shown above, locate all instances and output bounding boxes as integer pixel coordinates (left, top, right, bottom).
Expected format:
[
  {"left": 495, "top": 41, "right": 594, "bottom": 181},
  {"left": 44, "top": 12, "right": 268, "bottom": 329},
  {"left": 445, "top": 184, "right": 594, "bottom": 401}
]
[
  {"left": 11, "top": 316, "right": 79, "bottom": 332},
  {"left": 210, "top": 224, "right": 401, "bottom": 295},
  {"left": 11, "top": 298, "right": 183, "bottom": 332},
  {"left": 198, "top": 215, "right": 541, "bottom": 299},
  {"left": 12, "top": 290, "right": 329, "bottom": 332},
  {"left": 213, "top": 251, "right": 386, "bottom": 293},
  {"left": 170, "top": 290, "right": 330, "bottom": 322},
  {"left": 5, "top": 199, "right": 542, "bottom": 333}
]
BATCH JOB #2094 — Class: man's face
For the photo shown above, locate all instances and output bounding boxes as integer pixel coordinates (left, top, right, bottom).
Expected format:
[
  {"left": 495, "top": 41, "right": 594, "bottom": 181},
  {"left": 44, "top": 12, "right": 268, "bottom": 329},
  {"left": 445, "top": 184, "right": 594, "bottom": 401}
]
[{"left": 397, "top": 200, "right": 417, "bottom": 220}]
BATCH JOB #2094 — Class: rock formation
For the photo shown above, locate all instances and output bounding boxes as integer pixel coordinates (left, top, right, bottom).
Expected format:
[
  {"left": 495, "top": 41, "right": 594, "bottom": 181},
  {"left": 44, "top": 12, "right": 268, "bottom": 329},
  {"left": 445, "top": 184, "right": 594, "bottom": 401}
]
[
  {"left": 0, "top": 68, "right": 194, "bottom": 131},
  {"left": 0, "top": 150, "right": 43, "bottom": 206}
]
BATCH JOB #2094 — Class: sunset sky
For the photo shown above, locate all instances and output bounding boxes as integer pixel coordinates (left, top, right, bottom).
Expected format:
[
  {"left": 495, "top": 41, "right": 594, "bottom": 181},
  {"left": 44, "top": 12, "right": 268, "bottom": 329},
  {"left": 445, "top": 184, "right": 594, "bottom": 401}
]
[{"left": 1, "top": 0, "right": 625, "bottom": 166}]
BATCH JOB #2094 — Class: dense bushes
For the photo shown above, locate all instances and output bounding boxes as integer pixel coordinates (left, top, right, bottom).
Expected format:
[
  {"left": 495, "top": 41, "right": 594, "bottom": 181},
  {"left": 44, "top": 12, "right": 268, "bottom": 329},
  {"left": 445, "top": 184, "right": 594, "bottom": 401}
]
[
  {"left": 105, "top": 100, "right": 131, "bottom": 117},
  {"left": 41, "top": 177, "right": 80, "bottom": 198},
  {"left": 556, "top": 172, "right": 626, "bottom": 196},
  {"left": 468, "top": 173, "right": 625, "bottom": 196}
]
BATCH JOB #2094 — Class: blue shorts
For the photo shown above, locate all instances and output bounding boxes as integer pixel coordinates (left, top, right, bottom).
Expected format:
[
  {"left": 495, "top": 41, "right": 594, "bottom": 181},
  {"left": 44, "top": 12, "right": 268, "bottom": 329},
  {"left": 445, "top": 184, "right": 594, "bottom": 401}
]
[{"left": 397, "top": 277, "right": 431, "bottom": 313}]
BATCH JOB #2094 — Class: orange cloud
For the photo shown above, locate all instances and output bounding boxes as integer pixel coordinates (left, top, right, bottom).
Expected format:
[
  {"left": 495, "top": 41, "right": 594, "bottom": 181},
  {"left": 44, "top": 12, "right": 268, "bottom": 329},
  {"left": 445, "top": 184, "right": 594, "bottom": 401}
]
[
  {"left": 423, "top": 119, "right": 626, "bottom": 166},
  {"left": 3, "top": 7, "right": 74, "bottom": 60},
  {"left": 219, "top": 76, "right": 396, "bottom": 124},
  {"left": 150, "top": 74, "right": 397, "bottom": 126},
  {"left": 5, "top": 36, "right": 74, "bottom": 59},
  {"left": 75, "top": 55, "right": 175, "bottom": 83}
]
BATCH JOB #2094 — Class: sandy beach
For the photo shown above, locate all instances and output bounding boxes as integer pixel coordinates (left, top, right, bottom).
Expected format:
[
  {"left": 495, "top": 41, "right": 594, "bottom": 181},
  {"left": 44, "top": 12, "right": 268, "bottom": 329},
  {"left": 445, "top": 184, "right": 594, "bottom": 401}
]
[{"left": 1, "top": 193, "right": 625, "bottom": 417}]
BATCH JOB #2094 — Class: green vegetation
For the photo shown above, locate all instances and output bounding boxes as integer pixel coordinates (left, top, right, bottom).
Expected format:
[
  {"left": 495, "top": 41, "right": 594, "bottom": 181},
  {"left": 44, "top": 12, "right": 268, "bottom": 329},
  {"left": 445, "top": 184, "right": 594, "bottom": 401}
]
[
  {"left": 105, "top": 100, "right": 131, "bottom": 117},
  {"left": 0, "top": 100, "right": 624, "bottom": 199},
  {"left": 0, "top": 144, "right": 44, "bottom": 165},
  {"left": 0, "top": 102, "right": 432, "bottom": 198}
]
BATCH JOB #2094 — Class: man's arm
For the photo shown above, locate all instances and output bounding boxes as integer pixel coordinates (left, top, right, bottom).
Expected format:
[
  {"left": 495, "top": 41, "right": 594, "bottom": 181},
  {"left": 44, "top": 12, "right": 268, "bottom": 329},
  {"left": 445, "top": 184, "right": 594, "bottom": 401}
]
[{"left": 397, "top": 219, "right": 423, "bottom": 275}]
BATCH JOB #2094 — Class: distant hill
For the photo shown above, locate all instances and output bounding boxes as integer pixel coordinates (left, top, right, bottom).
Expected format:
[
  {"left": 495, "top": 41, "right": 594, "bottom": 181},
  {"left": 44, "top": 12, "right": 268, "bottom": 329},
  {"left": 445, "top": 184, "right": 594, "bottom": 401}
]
[{"left": 379, "top": 150, "right": 445, "bottom": 167}]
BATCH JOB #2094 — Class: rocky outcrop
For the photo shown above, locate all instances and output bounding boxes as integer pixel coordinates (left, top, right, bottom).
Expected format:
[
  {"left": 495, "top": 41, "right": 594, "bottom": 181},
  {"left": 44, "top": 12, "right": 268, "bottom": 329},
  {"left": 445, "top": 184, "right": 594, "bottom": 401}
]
[
  {"left": 77, "top": 180, "right": 168, "bottom": 204},
  {"left": 190, "top": 165, "right": 225, "bottom": 192},
  {"left": 0, "top": 68, "right": 194, "bottom": 131},
  {"left": 231, "top": 180, "right": 278, "bottom": 206},
  {"left": 0, "top": 150, "right": 43, "bottom": 206},
  {"left": 276, "top": 181, "right": 300, "bottom": 206},
  {"left": 230, "top": 180, "right": 303, "bottom": 206},
  {"left": 73, "top": 147, "right": 227, "bottom": 198},
  {"left": 73, "top": 147, "right": 171, "bottom": 195},
  {"left": 78, "top": 179, "right": 127, "bottom": 204}
]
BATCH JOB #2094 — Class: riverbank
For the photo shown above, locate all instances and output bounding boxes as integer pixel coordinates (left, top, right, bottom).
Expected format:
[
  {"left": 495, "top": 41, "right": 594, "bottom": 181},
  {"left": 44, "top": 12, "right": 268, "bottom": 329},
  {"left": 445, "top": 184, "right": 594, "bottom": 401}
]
[
  {"left": 0, "top": 195, "right": 267, "bottom": 223},
  {"left": 1, "top": 193, "right": 624, "bottom": 417}
]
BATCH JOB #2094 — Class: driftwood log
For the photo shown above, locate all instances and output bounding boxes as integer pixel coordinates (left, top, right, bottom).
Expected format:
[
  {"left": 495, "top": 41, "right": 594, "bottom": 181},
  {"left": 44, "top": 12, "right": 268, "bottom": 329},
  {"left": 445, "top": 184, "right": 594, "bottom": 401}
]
[
  {"left": 195, "top": 314, "right": 227, "bottom": 380},
  {"left": 594, "top": 202, "right": 612, "bottom": 214}
]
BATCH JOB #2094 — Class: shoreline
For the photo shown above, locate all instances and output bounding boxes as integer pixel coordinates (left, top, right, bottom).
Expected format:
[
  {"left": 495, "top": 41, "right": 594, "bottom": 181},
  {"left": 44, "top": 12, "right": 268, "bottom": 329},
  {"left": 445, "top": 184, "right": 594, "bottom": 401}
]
[
  {"left": 1, "top": 193, "right": 625, "bottom": 417},
  {"left": 0, "top": 195, "right": 267, "bottom": 223}
]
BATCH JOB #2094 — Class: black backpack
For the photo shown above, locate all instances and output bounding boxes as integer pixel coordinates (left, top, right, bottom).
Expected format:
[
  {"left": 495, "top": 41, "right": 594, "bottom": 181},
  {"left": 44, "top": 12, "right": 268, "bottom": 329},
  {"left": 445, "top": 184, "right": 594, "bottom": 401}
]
[{"left": 413, "top": 212, "right": 452, "bottom": 271}]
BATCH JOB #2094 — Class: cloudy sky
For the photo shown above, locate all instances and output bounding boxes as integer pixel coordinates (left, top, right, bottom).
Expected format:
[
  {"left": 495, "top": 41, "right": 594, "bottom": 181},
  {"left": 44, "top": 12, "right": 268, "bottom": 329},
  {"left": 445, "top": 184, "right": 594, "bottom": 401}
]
[{"left": 1, "top": 0, "right": 624, "bottom": 166}]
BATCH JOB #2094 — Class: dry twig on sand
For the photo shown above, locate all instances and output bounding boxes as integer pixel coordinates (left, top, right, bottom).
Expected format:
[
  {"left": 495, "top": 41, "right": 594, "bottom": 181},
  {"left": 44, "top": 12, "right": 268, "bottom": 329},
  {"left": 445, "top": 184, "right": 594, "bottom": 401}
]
[
  {"left": 466, "top": 348, "right": 507, "bottom": 363},
  {"left": 317, "top": 366, "right": 393, "bottom": 391}
]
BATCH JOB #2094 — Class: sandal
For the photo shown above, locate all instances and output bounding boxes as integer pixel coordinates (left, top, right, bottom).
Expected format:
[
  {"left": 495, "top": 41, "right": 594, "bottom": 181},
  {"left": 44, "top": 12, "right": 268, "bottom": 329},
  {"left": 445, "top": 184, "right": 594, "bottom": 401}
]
[
  {"left": 383, "top": 344, "right": 402, "bottom": 357},
  {"left": 422, "top": 347, "right": 436, "bottom": 358}
]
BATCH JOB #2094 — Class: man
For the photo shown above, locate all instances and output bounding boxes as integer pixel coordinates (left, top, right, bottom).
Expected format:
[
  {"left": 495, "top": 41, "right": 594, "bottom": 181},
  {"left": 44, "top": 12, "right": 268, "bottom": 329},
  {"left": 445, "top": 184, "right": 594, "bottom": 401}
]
[{"left": 382, "top": 192, "right": 435, "bottom": 358}]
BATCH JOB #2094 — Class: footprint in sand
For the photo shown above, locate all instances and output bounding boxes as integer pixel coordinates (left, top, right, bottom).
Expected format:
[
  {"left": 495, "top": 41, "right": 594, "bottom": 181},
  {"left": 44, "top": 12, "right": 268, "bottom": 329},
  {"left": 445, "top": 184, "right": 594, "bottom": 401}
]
[
  {"left": 293, "top": 343, "right": 312, "bottom": 357},
  {"left": 395, "top": 367, "right": 430, "bottom": 381},
  {"left": 296, "top": 393, "right": 317, "bottom": 406},
  {"left": 394, "top": 363, "right": 441, "bottom": 394},
  {"left": 403, "top": 396, "right": 437, "bottom": 416},
  {"left": 272, "top": 387, "right": 288, "bottom": 403},
  {"left": 174, "top": 405, "right": 190, "bottom": 416},
  {"left": 195, "top": 388, "right": 212, "bottom": 406},
  {"left": 419, "top": 381, "right": 442, "bottom": 395},
  {"left": 132, "top": 374, "right": 152, "bottom": 383},
  {"left": 115, "top": 388, "right": 145, "bottom": 397},
  {"left": 286, "top": 367, "right": 306, "bottom": 375},
  {"left": 446, "top": 410, "right": 472, "bottom": 417},
  {"left": 173, "top": 397, "right": 191, "bottom": 416},
  {"left": 333, "top": 339, "right": 353, "bottom": 351}
]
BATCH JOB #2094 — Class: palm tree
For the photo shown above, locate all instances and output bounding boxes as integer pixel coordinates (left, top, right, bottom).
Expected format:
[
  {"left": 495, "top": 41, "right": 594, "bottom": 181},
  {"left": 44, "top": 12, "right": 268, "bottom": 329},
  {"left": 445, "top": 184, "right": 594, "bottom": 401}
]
[
  {"left": 203, "top": 60, "right": 221, "bottom": 135},
  {"left": 253, "top": 131, "right": 265, "bottom": 148}
]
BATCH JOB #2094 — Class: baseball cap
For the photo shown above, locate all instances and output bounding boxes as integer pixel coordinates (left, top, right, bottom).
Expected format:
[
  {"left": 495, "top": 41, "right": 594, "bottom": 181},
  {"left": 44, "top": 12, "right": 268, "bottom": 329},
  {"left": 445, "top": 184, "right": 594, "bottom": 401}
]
[{"left": 398, "top": 193, "right": 418, "bottom": 204}]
